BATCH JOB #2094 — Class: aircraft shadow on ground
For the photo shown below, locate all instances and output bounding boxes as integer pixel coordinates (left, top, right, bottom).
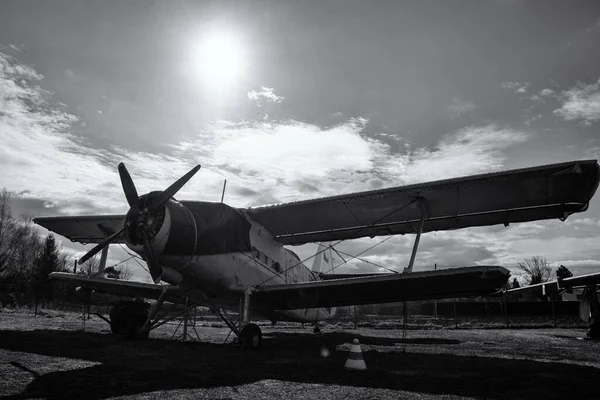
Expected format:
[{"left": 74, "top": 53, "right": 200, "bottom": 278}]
[{"left": 1, "top": 329, "right": 598, "bottom": 400}]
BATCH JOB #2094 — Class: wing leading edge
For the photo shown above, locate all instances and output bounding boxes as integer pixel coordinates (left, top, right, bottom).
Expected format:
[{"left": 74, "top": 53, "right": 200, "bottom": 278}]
[
  {"left": 49, "top": 272, "right": 183, "bottom": 301},
  {"left": 252, "top": 266, "right": 510, "bottom": 310},
  {"left": 34, "top": 215, "right": 125, "bottom": 245},
  {"left": 246, "top": 160, "right": 600, "bottom": 245}
]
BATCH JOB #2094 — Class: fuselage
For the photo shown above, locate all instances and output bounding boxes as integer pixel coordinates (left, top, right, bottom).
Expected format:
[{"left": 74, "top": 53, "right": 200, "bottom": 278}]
[{"left": 125, "top": 199, "right": 334, "bottom": 323}]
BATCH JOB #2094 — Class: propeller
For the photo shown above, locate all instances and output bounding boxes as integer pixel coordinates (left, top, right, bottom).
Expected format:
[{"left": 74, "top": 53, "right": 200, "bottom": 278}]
[
  {"left": 141, "top": 231, "right": 162, "bottom": 283},
  {"left": 78, "top": 227, "right": 125, "bottom": 265},
  {"left": 77, "top": 163, "right": 201, "bottom": 284},
  {"left": 118, "top": 163, "right": 139, "bottom": 207}
]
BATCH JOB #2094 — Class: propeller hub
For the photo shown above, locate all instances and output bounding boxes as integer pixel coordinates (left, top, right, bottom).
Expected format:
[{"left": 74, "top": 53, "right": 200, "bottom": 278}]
[{"left": 123, "top": 192, "right": 166, "bottom": 246}]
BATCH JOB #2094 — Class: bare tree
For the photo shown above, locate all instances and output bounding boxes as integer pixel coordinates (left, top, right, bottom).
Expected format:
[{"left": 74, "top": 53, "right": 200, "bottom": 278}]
[
  {"left": 79, "top": 255, "right": 101, "bottom": 277},
  {"left": 117, "top": 263, "right": 133, "bottom": 280},
  {"left": 517, "top": 256, "right": 552, "bottom": 285}
]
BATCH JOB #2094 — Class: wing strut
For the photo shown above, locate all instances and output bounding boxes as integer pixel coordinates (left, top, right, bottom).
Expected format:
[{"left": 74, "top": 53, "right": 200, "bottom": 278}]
[{"left": 403, "top": 198, "right": 428, "bottom": 274}]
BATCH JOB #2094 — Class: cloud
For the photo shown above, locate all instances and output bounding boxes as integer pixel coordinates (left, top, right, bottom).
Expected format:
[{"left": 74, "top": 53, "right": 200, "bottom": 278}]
[
  {"left": 247, "top": 86, "right": 285, "bottom": 106},
  {"left": 7, "top": 44, "right": 23, "bottom": 53},
  {"left": 448, "top": 97, "right": 477, "bottom": 118},
  {"left": 375, "top": 125, "right": 528, "bottom": 184},
  {"left": 523, "top": 114, "right": 542, "bottom": 126},
  {"left": 553, "top": 78, "right": 600, "bottom": 126},
  {"left": 64, "top": 68, "right": 77, "bottom": 80},
  {"left": 529, "top": 88, "right": 555, "bottom": 103},
  {"left": 501, "top": 81, "right": 529, "bottom": 93}
]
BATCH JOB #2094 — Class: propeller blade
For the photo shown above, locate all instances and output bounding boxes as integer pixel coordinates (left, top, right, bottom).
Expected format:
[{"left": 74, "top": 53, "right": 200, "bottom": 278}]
[
  {"left": 153, "top": 165, "right": 201, "bottom": 210},
  {"left": 141, "top": 232, "right": 162, "bottom": 283},
  {"left": 118, "top": 163, "right": 140, "bottom": 207},
  {"left": 78, "top": 227, "right": 125, "bottom": 265}
]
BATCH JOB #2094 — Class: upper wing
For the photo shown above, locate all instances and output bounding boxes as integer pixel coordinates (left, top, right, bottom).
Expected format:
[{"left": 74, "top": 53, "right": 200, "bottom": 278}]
[
  {"left": 252, "top": 266, "right": 509, "bottom": 310},
  {"left": 246, "top": 160, "right": 600, "bottom": 245},
  {"left": 506, "top": 272, "right": 600, "bottom": 298},
  {"left": 34, "top": 215, "right": 125, "bottom": 244}
]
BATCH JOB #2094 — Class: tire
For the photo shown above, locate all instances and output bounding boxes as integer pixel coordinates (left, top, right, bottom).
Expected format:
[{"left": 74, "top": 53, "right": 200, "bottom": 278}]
[
  {"left": 109, "top": 302, "right": 149, "bottom": 340},
  {"left": 240, "top": 323, "right": 262, "bottom": 349}
]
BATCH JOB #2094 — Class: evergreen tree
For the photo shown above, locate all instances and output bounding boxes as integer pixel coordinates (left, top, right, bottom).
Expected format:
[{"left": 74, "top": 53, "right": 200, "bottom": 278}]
[
  {"left": 511, "top": 277, "right": 520, "bottom": 288},
  {"left": 33, "top": 235, "right": 61, "bottom": 312},
  {"left": 556, "top": 265, "right": 573, "bottom": 280}
]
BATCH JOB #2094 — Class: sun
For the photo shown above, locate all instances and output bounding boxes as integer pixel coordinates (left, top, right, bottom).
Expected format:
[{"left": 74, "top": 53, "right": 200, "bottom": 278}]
[{"left": 194, "top": 30, "right": 246, "bottom": 90}]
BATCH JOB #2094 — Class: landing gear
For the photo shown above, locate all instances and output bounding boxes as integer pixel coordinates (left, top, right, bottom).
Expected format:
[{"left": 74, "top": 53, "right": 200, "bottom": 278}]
[
  {"left": 587, "top": 319, "right": 600, "bottom": 340},
  {"left": 240, "top": 323, "right": 262, "bottom": 349},
  {"left": 313, "top": 323, "right": 321, "bottom": 334},
  {"left": 582, "top": 284, "right": 600, "bottom": 340},
  {"left": 109, "top": 300, "right": 151, "bottom": 339}
]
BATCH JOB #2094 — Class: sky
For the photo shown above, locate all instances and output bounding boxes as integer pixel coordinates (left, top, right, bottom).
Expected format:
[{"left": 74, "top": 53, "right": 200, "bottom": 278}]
[{"left": 1, "top": 0, "right": 600, "bottom": 282}]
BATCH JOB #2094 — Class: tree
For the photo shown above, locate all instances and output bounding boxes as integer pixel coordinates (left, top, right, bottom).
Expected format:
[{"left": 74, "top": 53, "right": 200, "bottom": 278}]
[
  {"left": 104, "top": 263, "right": 133, "bottom": 280},
  {"left": 517, "top": 256, "right": 552, "bottom": 285},
  {"left": 556, "top": 265, "right": 573, "bottom": 280},
  {"left": 104, "top": 266, "right": 121, "bottom": 279},
  {"left": 79, "top": 255, "right": 101, "bottom": 277},
  {"left": 118, "top": 263, "right": 133, "bottom": 280},
  {"left": 511, "top": 277, "right": 520, "bottom": 289},
  {"left": 33, "top": 235, "right": 62, "bottom": 312}
]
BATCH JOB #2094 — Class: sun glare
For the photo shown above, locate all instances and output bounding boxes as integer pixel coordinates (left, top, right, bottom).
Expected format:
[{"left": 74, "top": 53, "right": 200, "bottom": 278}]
[{"left": 194, "top": 30, "right": 246, "bottom": 90}]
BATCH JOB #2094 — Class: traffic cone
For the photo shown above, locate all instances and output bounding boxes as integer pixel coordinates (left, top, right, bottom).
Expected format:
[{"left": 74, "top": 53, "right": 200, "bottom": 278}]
[{"left": 344, "top": 338, "right": 367, "bottom": 370}]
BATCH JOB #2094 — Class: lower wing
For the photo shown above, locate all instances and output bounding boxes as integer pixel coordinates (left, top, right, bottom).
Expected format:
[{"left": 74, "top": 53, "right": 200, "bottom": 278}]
[
  {"left": 253, "top": 266, "right": 509, "bottom": 310},
  {"left": 505, "top": 272, "right": 600, "bottom": 297},
  {"left": 50, "top": 272, "right": 185, "bottom": 302}
]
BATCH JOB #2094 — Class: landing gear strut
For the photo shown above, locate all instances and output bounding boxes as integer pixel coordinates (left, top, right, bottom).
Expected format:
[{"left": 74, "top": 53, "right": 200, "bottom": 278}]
[
  {"left": 584, "top": 284, "right": 600, "bottom": 340},
  {"left": 236, "top": 288, "right": 262, "bottom": 349}
]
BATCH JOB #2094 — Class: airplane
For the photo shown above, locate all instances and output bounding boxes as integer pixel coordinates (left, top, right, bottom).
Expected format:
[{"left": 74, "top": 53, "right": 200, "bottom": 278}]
[
  {"left": 34, "top": 159, "right": 600, "bottom": 348},
  {"left": 504, "top": 272, "right": 600, "bottom": 339}
]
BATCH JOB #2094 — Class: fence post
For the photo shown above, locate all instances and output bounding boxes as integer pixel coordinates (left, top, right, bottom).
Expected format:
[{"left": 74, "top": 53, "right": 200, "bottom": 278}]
[{"left": 453, "top": 298, "right": 458, "bottom": 329}]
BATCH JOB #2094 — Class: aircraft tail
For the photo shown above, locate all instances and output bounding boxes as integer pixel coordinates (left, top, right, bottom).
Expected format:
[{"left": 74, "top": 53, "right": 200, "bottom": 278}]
[
  {"left": 311, "top": 244, "right": 338, "bottom": 318},
  {"left": 311, "top": 244, "right": 336, "bottom": 274}
]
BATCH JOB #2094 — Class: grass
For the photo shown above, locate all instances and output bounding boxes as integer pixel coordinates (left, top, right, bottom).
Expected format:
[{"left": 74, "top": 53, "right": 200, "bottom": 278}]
[{"left": 1, "top": 307, "right": 599, "bottom": 399}]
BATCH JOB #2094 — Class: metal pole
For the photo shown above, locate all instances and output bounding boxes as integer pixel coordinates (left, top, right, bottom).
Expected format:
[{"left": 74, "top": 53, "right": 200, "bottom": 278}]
[
  {"left": 550, "top": 294, "right": 556, "bottom": 328},
  {"left": 503, "top": 290, "right": 509, "bottom": 328},
  {"left": 73, "top": 260, "right": 77, "bottom": 274},
  {"left": 243, "top": 288, "right": 252, "bottom": 324},
  {"left": 433, "top": 263, "right": 438, "bottom": 318},
  {"left": 239, "top": 297, "right": 243, "bottom": 329},
  {"left": 182, "top": 296, "right": 189, "bottom": 341},
  {"left": 220, "top": 179, "right": 227, "bottom": 203},
  {"left": 404, "top": 211, "right": 425, "bottom": 274},
  {"left": 453, "top": 298, "right": 458, "bottom": 329},
  {"left": 98, "top": 245, "right": 109, "bottom": 276}
]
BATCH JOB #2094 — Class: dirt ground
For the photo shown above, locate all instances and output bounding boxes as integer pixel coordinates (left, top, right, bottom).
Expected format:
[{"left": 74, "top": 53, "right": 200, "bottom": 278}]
[{"left": 1, "top": 308, "right": 599, "bottom": 400}]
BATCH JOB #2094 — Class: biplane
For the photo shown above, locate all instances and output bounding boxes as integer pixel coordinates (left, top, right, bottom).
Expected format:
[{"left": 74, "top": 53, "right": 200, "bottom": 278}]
[{"left": 34, "top": 159, "right": 599, "bottom": 347}]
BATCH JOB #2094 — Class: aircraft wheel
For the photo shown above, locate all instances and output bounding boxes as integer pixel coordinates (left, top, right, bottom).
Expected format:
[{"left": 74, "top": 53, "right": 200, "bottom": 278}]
[
  {"left": 109, "top": 302, "right": 149, "bottom": 340},
  {"left": 240, "top": 323, "right": 262, "bottom": 349}
]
